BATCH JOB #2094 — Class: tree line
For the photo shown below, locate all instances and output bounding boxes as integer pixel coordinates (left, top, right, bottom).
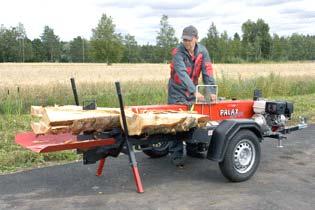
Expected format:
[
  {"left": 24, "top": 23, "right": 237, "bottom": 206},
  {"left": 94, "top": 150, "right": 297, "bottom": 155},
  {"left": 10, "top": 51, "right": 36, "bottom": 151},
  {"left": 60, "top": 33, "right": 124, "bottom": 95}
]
[{"left": 0, "top": 14, "right": 314, "bottom": 64}]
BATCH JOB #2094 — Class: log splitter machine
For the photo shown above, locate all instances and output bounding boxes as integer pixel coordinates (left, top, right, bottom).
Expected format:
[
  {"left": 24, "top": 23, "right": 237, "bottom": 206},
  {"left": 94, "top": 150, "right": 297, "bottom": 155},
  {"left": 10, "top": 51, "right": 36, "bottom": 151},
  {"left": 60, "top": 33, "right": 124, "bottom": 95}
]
[{"left": 15, "top": 79, "right": 307, "bottom": 193}]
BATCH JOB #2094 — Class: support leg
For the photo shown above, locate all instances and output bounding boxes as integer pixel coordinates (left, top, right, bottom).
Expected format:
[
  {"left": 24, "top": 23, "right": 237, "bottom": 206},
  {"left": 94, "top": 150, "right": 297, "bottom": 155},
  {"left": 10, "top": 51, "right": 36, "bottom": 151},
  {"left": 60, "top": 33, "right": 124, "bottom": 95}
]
[
  {"left": 126, "top": 143, "right": 144, "bottom": 193},
  {"left": 96, "top": 158, "right": 106, "bottom": 176},
  {"left": 131, "top": 164, "right": 144, "bottom": 193}
]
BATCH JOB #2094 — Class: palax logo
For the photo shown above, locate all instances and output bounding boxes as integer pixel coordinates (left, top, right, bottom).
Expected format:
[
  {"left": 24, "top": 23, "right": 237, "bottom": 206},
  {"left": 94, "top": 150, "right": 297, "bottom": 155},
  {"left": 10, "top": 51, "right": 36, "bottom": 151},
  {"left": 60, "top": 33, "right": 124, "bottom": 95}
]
[{"left": 219, "top": 109, "right": 239, "bottom": 116}]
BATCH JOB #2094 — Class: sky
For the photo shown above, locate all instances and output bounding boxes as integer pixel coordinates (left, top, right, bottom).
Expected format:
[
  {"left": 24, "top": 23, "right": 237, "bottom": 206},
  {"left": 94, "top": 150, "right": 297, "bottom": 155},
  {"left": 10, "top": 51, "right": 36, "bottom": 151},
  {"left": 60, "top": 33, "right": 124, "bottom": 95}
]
[{"left": 0, "top": 0, "right": 314, "bottom": 44}]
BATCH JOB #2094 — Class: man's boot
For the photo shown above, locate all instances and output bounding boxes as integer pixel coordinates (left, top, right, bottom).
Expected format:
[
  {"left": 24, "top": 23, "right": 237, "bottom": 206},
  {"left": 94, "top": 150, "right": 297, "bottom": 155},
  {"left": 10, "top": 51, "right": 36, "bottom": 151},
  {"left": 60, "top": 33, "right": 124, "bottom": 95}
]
[
  {"left": 169, "top": 140, "right": 186, "bottom": 167},
  {"left": 186, "top": 143, "right": 207, "bottom": 159}
]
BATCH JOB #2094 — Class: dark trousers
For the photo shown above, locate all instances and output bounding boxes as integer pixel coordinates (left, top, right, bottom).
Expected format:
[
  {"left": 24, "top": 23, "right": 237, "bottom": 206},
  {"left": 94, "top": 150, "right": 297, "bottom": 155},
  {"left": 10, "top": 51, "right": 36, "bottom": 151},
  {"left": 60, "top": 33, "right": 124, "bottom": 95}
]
[
  {"left": 169, "top": 140, "right": 185, "bottom": 157},
  {"left": 168, "top": 140, "right": 186, "bottom": 166},
  {"left": 167, "top": 85, "right": 193, "bottom": 164}
]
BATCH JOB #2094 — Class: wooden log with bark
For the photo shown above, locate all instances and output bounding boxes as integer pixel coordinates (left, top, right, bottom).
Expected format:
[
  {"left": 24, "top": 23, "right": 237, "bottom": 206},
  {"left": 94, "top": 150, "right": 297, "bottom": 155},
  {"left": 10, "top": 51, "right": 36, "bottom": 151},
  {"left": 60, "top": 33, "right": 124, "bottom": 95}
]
[
  {"left": 31, "top": 105, "right": 121, "bottom": 135},
  {"left": 124, "top": 109, "right": 209, "bottom": 136},
  {"left": 30, "top": 105, "right": 210, "bottom": 136}
]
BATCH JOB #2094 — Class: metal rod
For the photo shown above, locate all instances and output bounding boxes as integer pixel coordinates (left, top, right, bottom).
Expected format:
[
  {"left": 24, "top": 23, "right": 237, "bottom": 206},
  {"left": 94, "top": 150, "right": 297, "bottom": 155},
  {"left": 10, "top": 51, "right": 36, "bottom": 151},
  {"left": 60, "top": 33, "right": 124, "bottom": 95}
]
[
  {"left": 115, "top": 81, "right": 144, "bottom": 193},
  {"left": 70, "top": 78, "right": 79, "bottom": 106},
  {"left": 115, "top": 81, "right": 137, "bottom": 164}
]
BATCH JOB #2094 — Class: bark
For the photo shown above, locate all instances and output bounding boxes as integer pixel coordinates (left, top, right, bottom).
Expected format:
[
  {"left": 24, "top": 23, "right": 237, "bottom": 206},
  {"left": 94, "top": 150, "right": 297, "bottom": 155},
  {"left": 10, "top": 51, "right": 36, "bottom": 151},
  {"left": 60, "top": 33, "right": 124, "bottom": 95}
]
[{"left": 30, "top": 106, "right": 209, "bottom": 136}]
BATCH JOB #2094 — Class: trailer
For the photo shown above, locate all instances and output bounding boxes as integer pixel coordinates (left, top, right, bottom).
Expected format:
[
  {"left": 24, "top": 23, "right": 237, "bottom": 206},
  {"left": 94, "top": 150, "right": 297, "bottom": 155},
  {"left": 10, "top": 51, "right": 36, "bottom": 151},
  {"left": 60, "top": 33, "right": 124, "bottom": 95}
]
[{"left": 15, "top": 80, "right": 307, "bottom": 193}]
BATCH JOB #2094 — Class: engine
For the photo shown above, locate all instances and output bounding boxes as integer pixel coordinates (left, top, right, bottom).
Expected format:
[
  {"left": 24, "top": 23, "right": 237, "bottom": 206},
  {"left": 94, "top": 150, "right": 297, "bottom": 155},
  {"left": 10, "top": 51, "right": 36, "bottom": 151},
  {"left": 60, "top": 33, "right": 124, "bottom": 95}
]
[{"left": 253, "top": 100, "right": 294, "bottom": 133}]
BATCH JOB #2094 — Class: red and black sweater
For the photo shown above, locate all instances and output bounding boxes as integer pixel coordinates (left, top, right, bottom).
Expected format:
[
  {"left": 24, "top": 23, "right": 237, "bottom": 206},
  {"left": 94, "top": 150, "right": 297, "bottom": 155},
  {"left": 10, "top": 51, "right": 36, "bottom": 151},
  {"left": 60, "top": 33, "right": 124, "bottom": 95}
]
[{"left": 168, "top": 43, "right": 215, "bottom": 104}]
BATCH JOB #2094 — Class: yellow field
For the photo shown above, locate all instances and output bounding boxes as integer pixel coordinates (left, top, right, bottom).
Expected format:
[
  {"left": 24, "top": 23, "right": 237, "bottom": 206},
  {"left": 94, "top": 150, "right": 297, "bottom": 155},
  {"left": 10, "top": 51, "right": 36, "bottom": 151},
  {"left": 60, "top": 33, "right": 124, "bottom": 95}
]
[{"left": 0, "top": 62, "right": 315, "bottom": 87}]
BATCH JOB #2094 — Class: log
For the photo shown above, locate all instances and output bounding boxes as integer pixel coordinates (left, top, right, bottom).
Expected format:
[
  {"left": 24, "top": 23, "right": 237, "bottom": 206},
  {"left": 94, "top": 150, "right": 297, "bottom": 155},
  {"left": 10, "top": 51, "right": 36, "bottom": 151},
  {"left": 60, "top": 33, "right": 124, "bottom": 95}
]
[
  {"left": 31, "top": 106, "right": 121, "bottom": 135},
  {"left": 124, "top": 109, "right": 209, "bottom": 136},
  {"left": 31, "top": 105, "right": 83, "bottom": 117},
  {"left": 41, "top": 108, "right": 119, "bottom": 126},
  {"left": 31, "top": 121, "right": 71, "bottom": 135},
  {"left": 31, "top": 106, "right": 45, "bottom": 117},
  {"left": 71, "top": 114, "right": 120, "bottom": 134},
  {"left": 30, "top": 105, "right": 210, "bottom": 136}
]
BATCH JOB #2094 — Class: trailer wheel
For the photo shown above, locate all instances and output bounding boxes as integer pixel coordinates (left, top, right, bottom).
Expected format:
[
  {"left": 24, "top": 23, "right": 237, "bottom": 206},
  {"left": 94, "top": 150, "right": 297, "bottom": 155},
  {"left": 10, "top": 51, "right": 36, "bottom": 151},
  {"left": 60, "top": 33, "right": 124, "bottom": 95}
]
[
  {"left": 142, "top": 142, "right": 169, "bottom": 158},
  {"left": 219, "top": 130, "right": 260, "bottom": 182}
]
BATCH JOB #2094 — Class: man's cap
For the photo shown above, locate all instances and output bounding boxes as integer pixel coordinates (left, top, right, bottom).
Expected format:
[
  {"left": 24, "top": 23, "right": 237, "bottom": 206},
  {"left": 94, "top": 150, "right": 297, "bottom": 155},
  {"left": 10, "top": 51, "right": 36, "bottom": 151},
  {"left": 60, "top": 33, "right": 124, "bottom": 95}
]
[{"left": 181, "top": 25, "right": 198, "bottom": 40}]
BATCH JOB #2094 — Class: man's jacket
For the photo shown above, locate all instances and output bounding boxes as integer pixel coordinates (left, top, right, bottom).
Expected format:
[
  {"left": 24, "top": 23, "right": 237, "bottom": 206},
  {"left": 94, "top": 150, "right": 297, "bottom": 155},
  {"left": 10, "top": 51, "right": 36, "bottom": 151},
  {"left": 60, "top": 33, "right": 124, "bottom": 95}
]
[{"left": 168, "top": 43, "right": 215, "bottom": 104}]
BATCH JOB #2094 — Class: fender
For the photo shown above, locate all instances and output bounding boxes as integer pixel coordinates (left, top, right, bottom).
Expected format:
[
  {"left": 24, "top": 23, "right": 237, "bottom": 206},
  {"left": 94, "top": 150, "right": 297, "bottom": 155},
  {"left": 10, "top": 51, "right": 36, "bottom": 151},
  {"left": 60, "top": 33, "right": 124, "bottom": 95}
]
[{"left": 207, "top": 119, "right": 263, "bottom": 162}]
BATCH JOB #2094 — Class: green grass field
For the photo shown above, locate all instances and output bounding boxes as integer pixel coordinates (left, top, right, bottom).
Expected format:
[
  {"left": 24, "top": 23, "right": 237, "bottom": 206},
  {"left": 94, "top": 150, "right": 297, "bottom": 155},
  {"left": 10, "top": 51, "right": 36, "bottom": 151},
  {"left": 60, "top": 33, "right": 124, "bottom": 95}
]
[{"left": 1, "top": 65, "right": 315, "bottom": 174}]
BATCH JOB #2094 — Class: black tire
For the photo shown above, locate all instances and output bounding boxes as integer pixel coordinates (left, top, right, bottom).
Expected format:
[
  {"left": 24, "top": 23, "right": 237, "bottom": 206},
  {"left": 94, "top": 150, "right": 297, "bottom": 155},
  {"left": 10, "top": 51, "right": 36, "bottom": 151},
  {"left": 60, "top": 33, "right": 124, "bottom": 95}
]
[
  {"left": 219, "top": 129, "right": 261, "bottom": 182},
  {"left": 142, "top": 142, "right": 170, "bottom": 158}
]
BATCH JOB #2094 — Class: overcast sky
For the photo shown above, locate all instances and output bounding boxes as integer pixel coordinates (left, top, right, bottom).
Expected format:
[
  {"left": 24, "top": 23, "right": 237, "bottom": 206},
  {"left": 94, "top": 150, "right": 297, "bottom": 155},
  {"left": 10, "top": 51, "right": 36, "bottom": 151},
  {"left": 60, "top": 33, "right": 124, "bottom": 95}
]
[{"left": 1, "top": 0, "right": 314, "bottom": 44}]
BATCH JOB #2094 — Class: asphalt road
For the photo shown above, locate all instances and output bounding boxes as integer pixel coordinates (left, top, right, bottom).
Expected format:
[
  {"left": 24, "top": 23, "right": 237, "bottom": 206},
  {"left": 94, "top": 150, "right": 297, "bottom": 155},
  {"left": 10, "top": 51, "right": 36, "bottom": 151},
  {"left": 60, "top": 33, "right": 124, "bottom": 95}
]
[{"left": 0, "top": 125, "right": 314, "bottom": 210}]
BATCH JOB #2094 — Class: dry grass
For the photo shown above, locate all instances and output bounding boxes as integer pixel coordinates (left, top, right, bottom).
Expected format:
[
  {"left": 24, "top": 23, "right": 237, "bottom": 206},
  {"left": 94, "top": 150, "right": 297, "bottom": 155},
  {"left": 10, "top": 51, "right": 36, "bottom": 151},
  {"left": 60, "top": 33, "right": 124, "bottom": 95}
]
[
  {"left": 1, "top": 62, "right": 314, "bottom": 87},
  {"left": 0, "top": 63, "right": 168, "bottom": 87},
  {"left": 214, "top": 62, "right": 315, "bottom": 78}
]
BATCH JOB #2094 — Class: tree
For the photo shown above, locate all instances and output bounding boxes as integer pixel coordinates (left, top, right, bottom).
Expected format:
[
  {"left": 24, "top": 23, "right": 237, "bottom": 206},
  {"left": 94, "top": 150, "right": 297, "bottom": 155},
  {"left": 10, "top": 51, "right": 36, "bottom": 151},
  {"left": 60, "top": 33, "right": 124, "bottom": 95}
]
[
  {"left": 304, "top": 35, "right": 315, "bottom": 60},
  {"left": 69, "top": 36, "right": 87, "bottom": 62},
  {"left": 19, "top": 38, "right": 33, "bottom": 62},
  {"left": 203, "top": 22, "right": 220, "bottom": 63},
  {"left": 122, "top": 34, "right": 140, "bottom": 63},
  {"left": 156, "top": 15, "right": 178, "bottom": 63},
  {"left": 14, "top": 23, "right": 34, "bottom": 62},
  {"left": 0, "top": 26, "right": 22, "bottom": 62},
  {"left": 241, "top": 19, "right": 272, "bottom": 61},
  {"left": 139, "top": 44, "right": 160, "bottom": 63},
  {"left": 31, "top": 38, "right": 45, "bottom": 62},
  {"left": 256, "top": 19, "right": 272, "bottom": 59},
  {"left": 288, "top": 33, "right": 305, "bottom": 60},
  {"left": 218, "top": 31, "right": 232, "bottom": 62},
  {"left": 230, "top": 33, "right": 242, "bottom": 62},
  {"left": 40, "top": 26, "right": 61, "bottom": 62},
  {"left": 60, "top": 41, "right": 70, "bottom": 62},
  {"left": 15, "top": 23, "right": 27, "bottom": 62},
  {"left": 90, "top": 14, "right": 124, "bottom": 64},
  {"left": 241, "top": 20, "right": 257, "bottom": 61},
  {"left": 271, "top": 34, "right": 289, "bottom": 61},
  {"left": 0, "top": 19, "right": 314, "bottom": 63}
]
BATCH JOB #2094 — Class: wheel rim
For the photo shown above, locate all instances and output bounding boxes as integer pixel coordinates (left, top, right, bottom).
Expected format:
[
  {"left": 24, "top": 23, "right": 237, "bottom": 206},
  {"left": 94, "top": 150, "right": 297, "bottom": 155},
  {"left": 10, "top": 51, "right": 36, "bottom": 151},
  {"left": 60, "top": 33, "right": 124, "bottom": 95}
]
[{"left": 233, "top": 139, "right": 256, "bottom": 174}]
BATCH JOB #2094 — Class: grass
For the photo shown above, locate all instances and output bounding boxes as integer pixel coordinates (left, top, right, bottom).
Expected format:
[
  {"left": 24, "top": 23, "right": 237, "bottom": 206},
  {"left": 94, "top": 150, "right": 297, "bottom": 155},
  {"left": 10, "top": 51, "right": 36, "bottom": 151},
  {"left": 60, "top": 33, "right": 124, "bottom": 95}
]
[
  {"left": 0, "top": 114, "right": 79, "bottom": 173},
  {"left": 280, "top": 94, "right": 315, "bottom": 123},
  {"left": 1, "top": 62, "right": 315, "bottom": 174},
  {"left": 1, "top": 73, "right": 315, "bottom": 115},
  {"left": 0, "top": 81, "right": 168, "bottom": 114}
]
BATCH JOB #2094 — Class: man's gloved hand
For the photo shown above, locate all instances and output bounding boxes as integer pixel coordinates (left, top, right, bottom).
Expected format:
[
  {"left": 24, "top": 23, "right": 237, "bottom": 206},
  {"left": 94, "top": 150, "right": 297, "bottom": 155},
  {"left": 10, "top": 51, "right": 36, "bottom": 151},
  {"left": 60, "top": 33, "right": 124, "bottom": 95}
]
[
  {"left": 195, "top": 92, "right": 217, "bottom": 102},
  {"left": 210, "top": 94, "right": 217, "bottom": 101},
  {"left": 195, "top": 92, "right": 205, "bottom": 101}
]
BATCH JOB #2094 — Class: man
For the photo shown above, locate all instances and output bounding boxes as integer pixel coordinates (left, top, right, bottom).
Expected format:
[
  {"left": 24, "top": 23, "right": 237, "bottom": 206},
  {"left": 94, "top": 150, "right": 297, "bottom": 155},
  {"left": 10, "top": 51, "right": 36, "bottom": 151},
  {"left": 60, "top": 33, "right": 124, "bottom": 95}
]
[{"left": 168, "top": 25, "right": 216, "bottom": 166}]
